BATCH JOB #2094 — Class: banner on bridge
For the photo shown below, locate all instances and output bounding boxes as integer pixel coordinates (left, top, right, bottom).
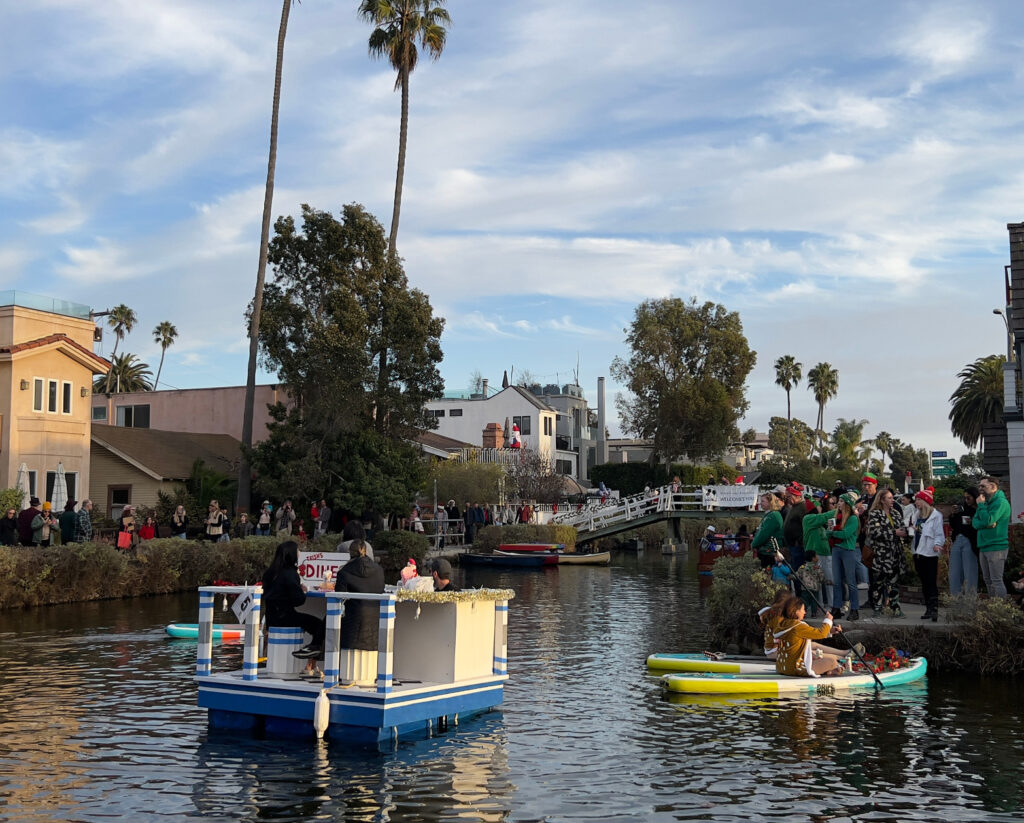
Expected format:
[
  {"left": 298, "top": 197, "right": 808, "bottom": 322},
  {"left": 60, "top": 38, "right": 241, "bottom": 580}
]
[{"left": 701, "top": 485, "right": 760, "bottom": 510}]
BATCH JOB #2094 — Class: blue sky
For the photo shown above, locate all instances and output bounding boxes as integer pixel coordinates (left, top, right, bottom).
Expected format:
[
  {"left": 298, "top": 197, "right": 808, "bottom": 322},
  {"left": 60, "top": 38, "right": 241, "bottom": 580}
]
[{"left": 3, "top": 1, "right": 1022, "bottom": 458}]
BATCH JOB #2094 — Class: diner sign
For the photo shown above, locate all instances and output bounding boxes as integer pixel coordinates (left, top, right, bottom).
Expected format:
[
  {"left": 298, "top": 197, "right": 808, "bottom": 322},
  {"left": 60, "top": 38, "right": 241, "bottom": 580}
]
[{"left": 298, "top": 551, "right": 347, "bottom": 585}]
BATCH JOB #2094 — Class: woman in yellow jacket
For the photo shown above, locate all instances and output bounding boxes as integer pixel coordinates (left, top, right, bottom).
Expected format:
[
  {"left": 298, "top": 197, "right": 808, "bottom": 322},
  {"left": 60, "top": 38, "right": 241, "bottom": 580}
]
[{"left": 774, "top": 595, "right": 845, "bottom": 677}]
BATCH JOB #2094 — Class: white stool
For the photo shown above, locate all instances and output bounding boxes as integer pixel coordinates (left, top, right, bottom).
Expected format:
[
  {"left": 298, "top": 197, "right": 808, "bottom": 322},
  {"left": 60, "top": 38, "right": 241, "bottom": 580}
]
[
  {"left": 339, "top": 649, "right": 378, "bottom": 686},
  {"left": 266, "top": 626, "right": 307, "bottom": 676}
]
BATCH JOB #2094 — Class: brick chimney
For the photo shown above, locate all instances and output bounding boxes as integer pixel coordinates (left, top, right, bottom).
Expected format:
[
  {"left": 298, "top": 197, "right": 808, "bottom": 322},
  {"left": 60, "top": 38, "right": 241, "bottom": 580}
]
[{"left": 482, "top": 423, "right": 505, "bottom": 449}]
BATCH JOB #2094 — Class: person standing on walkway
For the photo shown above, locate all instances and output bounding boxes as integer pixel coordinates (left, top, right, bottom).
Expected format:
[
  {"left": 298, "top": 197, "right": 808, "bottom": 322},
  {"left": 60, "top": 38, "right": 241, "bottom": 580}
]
[
  {"left": 973, "top": 476, "right": 1010, "bottom": 598},
  {"left": 316, "top": 499, "right": 331, "bottom": 537},
  {"left": 256, "top": 501, "right": 272, "bottom": 537},
  {"left": 867, "top": 488, "right": 907, "bottom": 617},
  {"left": 948, "top": 487, "right": 979, "bottom": 596},
  {"left": 59, "top": 501, "right": 78, "bottom": 543},
  {"left": 171, "top": 505, "right": 188, "bottom": 539},
  {"left": 204, "top": 500, "right": 226, "bottom": 542},
  {"left": 18, "top": 497, "right": 40, "bottom": 546},
  {"left": 751, "top": 492, "right": 785, "bottom": 569},
  {"left": 782, "top": 482, "right": 813, "bottom": 579},
  {"left": 275, "top": 500, "right": 296, "bottom": 537},
  {"left": 1, "top": 507, "right": 20, "bottom": 545},
  {"left": 911, "top": 487, "right": 945, "bottom": 621},
  {"left": 830, "top": 492, "right": 862, "bottom": 620},
  {"left": 75, "top": 500, "right": 93, "bottom": 543}
]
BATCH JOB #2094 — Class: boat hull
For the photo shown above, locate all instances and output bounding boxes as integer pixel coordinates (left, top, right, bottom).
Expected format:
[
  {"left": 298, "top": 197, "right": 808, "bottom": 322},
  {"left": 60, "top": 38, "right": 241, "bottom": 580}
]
[
  {"left": 166, "top": 623, "right": 245, "bottom": 641},
  {"left": 494, "top": 549, "right": 610, "bottom": 565},
  {"left": 662, "top": 657, "right": 928, "bottom": 695},
  {"left": 460, "top": 553, "right": 553, "bottom": 568},
  {"left": 497, "top": 543, "right": 565, "bottom": 552},
  {"left": 647, "top": 653, "right": 775, "bottom": 674}
]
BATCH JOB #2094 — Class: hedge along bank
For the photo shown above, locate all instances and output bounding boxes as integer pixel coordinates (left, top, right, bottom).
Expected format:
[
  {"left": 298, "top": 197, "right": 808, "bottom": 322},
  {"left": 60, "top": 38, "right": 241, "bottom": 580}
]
[{"left": 0, "top": 531, "right": 432, "bottom": 611}]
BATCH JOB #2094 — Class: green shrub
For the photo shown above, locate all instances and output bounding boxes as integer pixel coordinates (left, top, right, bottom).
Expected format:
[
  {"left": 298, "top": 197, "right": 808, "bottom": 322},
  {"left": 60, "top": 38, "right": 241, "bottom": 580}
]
[
  {"left": 706, "top": 554, "right": 787, "bottom": 653},
  {"left": 0, "top": 487, "right": 24, "bottom": 514},
  {"left": 372, "top": 530, "right": 431, "bottom": 576},
  {"left": 472, "top": 524, "right": 578, "bottom": 553}
]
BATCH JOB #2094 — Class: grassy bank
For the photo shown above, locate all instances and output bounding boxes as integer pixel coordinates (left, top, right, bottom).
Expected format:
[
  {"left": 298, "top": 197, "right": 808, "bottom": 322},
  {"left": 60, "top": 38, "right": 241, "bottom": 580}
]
[{"left": 0, "top": 532, "right": 431, "bottom": 610}]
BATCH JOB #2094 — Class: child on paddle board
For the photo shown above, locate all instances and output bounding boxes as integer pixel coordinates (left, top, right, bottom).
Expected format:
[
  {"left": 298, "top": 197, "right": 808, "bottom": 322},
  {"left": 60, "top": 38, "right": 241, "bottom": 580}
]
[{"left": 774, "top": 594, "right": 845, "bottom": 677}]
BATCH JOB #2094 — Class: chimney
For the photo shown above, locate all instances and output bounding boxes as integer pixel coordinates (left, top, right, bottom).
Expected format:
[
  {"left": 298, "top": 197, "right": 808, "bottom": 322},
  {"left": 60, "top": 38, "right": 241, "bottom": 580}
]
[
  {"left": 482, "top": 378, "right": 489, "bottom": 397},
  {"left": 597, "top": 377, "right": 607, "bottom": 465},
  {"left": 482, "top": 423, "right": 505, "bottom": 449}
]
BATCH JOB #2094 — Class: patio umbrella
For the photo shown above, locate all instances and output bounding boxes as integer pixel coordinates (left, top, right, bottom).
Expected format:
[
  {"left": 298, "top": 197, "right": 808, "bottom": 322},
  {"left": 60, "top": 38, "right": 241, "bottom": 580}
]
[
  {"left": 15, "top": 462, "right": 30, "bottom": 510},
  {"left": 51, "top": 461, "right": 68, "bottom": 513},
  {"left": 503, "top": 417, "right": 511, "bottom": 444}
]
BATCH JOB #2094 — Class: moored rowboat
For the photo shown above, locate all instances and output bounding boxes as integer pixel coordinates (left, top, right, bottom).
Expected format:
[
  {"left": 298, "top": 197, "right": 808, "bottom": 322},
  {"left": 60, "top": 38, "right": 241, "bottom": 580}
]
[
  {"left": 661, "top": 657, "right": 927, "bottom": 695},
  {"left": 166, "top": 622, "right": 245, "bottom": 641},
  {"left": 495, "top": 549, "right": 611, "bottom": 565},
  {"left": 497, "top": 543, "right": 566, "bottom": 552}
]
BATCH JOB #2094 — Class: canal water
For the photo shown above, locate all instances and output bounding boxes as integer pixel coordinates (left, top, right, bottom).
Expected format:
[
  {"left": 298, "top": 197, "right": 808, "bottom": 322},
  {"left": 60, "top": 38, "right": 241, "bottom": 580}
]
[{"left": 1, "top": 549, "right": 1022, "bottom": 821}]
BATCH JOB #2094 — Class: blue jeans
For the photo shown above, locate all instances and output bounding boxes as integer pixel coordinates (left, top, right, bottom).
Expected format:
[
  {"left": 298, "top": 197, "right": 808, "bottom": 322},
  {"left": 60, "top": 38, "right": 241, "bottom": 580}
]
[
  {"left": 948, "top": 534, "right": 978, "bottom": 595},
  {"left": 832, "top": 549, "right": 859, "bottom": 611}
]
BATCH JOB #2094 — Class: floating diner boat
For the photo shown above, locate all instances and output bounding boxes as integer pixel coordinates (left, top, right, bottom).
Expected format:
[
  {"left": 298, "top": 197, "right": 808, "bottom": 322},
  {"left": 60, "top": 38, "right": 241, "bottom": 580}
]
[
  {"left": 192, "top": 585, "right": 514, "bottom": 746},
  {"left": 166, "top": 622, "right": 245, "bottom": 642},
  {"left": 661, "top": 657, "right": 928, "bottom": 695}
]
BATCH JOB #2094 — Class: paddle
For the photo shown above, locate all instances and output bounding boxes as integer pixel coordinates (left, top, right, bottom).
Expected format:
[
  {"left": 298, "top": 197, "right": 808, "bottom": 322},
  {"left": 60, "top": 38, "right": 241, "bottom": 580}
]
[{"left": 777, "top": 553, "right": 884, "bottom": 691}]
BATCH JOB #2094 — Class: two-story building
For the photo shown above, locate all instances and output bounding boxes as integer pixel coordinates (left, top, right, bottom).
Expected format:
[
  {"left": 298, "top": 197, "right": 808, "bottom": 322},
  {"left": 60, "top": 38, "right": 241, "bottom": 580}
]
[{"left": 0, "top": 292, "right": 110, "bottom": 503}]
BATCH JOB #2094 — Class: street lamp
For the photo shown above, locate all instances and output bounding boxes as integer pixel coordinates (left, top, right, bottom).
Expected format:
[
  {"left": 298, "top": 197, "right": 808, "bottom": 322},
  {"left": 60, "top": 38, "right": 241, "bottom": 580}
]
[{"left": 993, "top": 308, "right": 1014, "bottom": 361}]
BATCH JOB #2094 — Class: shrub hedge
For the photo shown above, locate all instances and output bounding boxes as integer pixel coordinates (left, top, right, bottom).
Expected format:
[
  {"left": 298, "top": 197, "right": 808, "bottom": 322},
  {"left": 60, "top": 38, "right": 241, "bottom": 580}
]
[
  {"left": 472, "top": 524, "right": 578, "bottom": 553},
  {"left": 0, "top": 533, "right": 417, "bottom": 611}
]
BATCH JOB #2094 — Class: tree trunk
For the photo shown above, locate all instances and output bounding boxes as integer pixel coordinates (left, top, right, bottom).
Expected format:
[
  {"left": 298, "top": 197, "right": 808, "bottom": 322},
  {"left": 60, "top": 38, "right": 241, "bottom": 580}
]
[
  {"left": 154, "top": 349, "right": 166, "bottom": 390},
  {"left": 785, "top": 389, "right": 791, "bottom": 454},
  {"left": 238, "top": 0, "right": 292, "bottom": 514},
  {"left": 388, "top": 63, "right": 410, "bottom": 258}
]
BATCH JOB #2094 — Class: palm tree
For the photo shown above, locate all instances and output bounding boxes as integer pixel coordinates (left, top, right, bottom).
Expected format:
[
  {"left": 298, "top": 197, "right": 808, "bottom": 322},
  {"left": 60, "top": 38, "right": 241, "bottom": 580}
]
[
  {"left": 240, "top": 0, "right": 297, "bottom": 515},
  {"left": 832, "top": 418, "right": 871, "bottom": 469},
  {"left": 874, "top": 430, "right": 894, "bottom": 474},
  {"left": 95, "top": 353, "right": 154, "bottom": 393},
  {"left": 152, "top": 321, "right": 178, "bottom": 390},
  {"left": 104, "top": 304, "right": 137, "bottom": 393},
  {"left": 807, "top": 362, "right": 839, "bottom": 466},
  {"left": 360, "top": 0, "right": 450, "bottom": 257},
  {"left": 949, "top": 354, "right": 1005, "bottom": 449},
  {"left": 773, "top": 355, "right": 802, "bottom": 454}
]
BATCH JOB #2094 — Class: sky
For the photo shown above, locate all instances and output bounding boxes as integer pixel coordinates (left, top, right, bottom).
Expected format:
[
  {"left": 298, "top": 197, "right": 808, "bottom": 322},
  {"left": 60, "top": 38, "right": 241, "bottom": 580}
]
[{"left": 3, "top": 1, "right": 1022, "bottom": 461}]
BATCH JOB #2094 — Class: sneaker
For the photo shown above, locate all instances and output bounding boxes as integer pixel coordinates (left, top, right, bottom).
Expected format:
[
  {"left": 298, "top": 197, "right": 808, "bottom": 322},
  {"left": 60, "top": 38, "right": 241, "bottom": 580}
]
[
  {"left": 292, "top": 644, "right": 323, "bottom": 659},
  {"left": 857, "top": 582, "right": 869, "bottom": 591},
  {"left": 891, "top": 606, "right": 904, "bottom": 618},
  {"left": 847, "top": 610, "right": 860, "bottom": 621}
]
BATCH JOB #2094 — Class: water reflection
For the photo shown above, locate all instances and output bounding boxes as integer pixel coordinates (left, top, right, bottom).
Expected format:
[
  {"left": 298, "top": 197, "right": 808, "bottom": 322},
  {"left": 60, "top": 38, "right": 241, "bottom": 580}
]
[{"left": 0, "top": 551, "right": 1022, "bottom": 820}]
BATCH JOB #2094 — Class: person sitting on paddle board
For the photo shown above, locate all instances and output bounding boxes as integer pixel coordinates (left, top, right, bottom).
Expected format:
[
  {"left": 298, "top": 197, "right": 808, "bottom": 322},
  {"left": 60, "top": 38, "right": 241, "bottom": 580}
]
[
  {"left": 774, "top": 594, "right": 845, "bottom": 677},
  {"left": 760, "top": 589, "right": 846, "bottom": 661}
]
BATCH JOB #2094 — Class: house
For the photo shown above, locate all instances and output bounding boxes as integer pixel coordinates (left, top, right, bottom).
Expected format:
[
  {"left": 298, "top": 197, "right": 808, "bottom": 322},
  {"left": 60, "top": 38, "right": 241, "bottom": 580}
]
[
  {"left": 90, "top": 424, "right": 241, "bottom": 518},
  {"left": 91, "top": 384, "right": 289, "bottom": 442},
  {"left": 722, "top": 433, "right": 775, "bottom": 471},
  {"left": 0, "top": 291, "right": 110, "bottom": 503}
]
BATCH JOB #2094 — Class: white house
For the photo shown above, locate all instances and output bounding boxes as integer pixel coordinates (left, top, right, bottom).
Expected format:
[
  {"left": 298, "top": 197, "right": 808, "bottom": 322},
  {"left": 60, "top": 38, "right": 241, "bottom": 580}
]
[{"left": 425, "top": 385, "right": 558, "bottom": 463}]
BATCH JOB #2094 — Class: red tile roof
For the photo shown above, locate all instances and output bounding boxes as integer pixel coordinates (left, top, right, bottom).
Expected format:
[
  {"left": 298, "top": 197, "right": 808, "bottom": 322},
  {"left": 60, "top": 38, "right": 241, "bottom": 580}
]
[{"left": 0, "top": 333, "right": 110, "bottom": 370}]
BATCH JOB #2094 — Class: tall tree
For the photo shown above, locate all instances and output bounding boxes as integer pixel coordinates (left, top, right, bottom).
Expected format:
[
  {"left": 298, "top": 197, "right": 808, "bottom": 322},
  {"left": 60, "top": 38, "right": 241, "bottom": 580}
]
[
  {"left": 767, "top": 416, "right": 815, "bottom": 461},
  {"left": 874, "top": 430, "right": 894, "bottom": 473},
  {"left": 152, "top": 321, "right": 178, "bottom": 390},
  {"left": 94, "top": 353, "right": 153, "bottom": 393},
  {"left": 104, "top": 304, "right": 137, "bottom": 394},
  {"left": 949, "top": 354, "right": 1005, "bottom": 450},
  {"left": 807, "top": 362, "right": 839, "bottom": 466},
  {"left": 831, "top": 417, "right": 872, "bottom": 470},
  {"left": 359, "top": 0, "right": 450, "bottom": 256},
  {"left": 773, "top": 354, "right": 802, "bottom": 454},
  {"left": 249, "top": 203, "right": 445, "bottom": 516},
  {"left": 239, "top": 0, "right": 297, "bottom": 514},
  {"left": 611, "top": 297, "right": 756, "bottom": 462}
]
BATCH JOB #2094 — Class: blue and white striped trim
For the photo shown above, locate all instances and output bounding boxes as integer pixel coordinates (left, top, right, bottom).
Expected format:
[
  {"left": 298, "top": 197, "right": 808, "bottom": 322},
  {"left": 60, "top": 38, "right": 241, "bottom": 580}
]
[{"left": 495, "top": 604, "right": 508, "bottom": 612}]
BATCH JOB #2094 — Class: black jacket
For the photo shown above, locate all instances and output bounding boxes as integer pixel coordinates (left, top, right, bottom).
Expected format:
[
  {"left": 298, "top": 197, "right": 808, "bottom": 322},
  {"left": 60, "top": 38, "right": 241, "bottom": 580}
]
[
  {"left": 338, "top": 555, "right": 385, "bottom": 651},
  {"left": 0, "top": 516, "right": 19, "bottom": 546},
  {"left": 949, "top": 502, "right": 978, "bottom": 550},
  {"left": 262, "top": 565, "right": 306, "bottom": 625}
]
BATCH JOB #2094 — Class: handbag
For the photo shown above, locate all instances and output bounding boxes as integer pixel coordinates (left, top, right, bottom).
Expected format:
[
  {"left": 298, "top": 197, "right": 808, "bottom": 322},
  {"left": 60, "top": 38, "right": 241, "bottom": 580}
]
[{"left": 117, "top": 531, "right": 132, "bottom": 549}]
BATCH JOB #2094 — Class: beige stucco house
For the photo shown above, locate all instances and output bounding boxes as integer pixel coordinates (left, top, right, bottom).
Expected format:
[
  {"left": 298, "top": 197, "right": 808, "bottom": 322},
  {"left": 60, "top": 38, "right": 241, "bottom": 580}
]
[{"left": 0, "top": 292, "right": 110, "bottom": 504}]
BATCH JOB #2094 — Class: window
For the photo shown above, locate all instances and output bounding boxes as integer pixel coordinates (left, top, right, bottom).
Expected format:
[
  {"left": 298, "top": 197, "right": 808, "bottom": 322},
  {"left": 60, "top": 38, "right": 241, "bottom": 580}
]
[
  {"left": 116, "top": 404, "right": 151, "bottom": 428},
  {"left": 28, "top": 471, "right": 37, "bottom": 497},
  {"left": 513, "top": 415, "right": 531, "bottom": 435},
  {"left": 556, "top": 459, "right": 574, "bottom": 475},
  {"left": 62, "top": 381, "right": 73, "bottom": 415},
  {"left": 46, "top": 472, "right": 78, "bottom": 503},
  {"left": 48, "top": 380, "right": 58, "bottom": 413},
  {"left": 543, "top": 416, "right": 552, "bottom": 436},
  {"left": 108, "top": 485, "right": 131, "bottom": 519},
  {"left": 33, "top": 379, "right": 43, "bottom": 412},
  {"left": 92, "top": 406, "right": 108, "bottom": 421},
  {"left": 450, "top": 408, "right": 463, "bottom": 417}
]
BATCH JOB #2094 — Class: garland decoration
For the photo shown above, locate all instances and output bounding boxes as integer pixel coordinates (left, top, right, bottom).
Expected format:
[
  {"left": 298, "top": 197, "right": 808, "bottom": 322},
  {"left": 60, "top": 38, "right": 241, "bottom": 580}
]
[{"left": 394, "top": 588, "right": 516, "bottom": 604}]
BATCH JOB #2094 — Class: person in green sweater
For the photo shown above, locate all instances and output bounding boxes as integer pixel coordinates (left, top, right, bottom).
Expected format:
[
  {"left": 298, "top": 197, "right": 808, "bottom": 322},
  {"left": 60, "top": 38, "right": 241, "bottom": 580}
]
[
  {"left": 830, "top": 492, "right": 862, "bottom": 620},
  {"left": 972, "top": 475, "right": 1011, "bottom": 598},
  {"left": 751, "top": 492, "right": 785, "bottom": 569}
]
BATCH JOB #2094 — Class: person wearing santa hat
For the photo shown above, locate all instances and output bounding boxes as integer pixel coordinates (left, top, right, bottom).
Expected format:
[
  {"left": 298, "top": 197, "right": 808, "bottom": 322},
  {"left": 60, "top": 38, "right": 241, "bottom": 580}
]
[{"left": 911, "top": 487, "right": 945, "bottom": 621}]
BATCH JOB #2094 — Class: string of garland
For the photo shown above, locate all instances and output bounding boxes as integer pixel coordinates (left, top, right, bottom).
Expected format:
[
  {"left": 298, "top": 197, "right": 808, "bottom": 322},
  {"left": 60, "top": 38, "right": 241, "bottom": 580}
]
[{"left": 394, "top": 588, "right": 516, "bottom": 604}]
